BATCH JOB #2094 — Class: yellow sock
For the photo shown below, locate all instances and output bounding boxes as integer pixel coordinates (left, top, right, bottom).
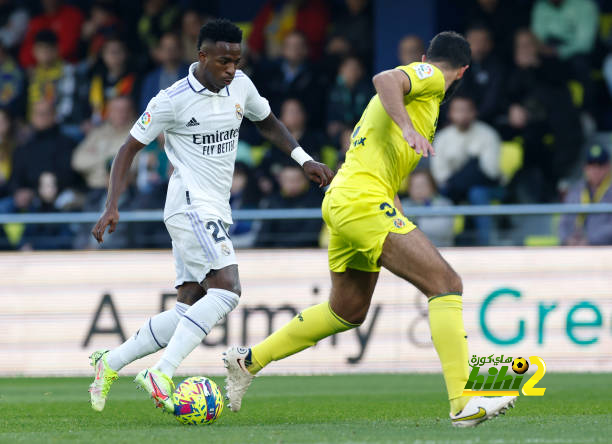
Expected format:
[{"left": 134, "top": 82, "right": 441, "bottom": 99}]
[
  {"left": 249, "top": 302, "right": 358, "bottom": 374},
  {"left": 428, "top": 294, "right": 470, "bottom": 415}
]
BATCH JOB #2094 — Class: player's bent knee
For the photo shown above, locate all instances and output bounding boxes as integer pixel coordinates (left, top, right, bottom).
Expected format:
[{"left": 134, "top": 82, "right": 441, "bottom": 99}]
[
  {"left": 211, "top": 278, "right": 242, "bottom": 296},
  {"left": 451, "top": 271, "right": 463, "bottom": 294},
  {"left": 336, "top": 305, "right": 367, "bottom": 325},
  {"left": 424, "top": 269, "right": 462, "bottom": 298},
  {"left": 177, "top": 282, "right": 205, "bottom": 305},
  {"left": 444, "top": 270, "right": 463, "bottom": 295}
]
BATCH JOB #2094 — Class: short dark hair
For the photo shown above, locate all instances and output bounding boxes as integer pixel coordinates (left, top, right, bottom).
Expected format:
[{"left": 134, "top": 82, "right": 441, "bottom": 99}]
[
  {"left": 34, "top": 29, "right": 58, "bottom": 46},
  {"left": 426, "top": 31, "right": 471, "bottom": 68},
  {"left": 197, "top": 19, "right": 242, "bottom": 50}
]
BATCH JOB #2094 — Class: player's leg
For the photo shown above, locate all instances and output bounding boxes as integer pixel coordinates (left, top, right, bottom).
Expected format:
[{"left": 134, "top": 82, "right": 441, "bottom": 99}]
[
  {"left": 224, "top": 268, "right": 378, "bottom": 411},
  {"left": 88, "top": 275, "right": 201, "bottom": 412},
  {"left": 136, "top": 213, "right": 240, "bottom": 412},
  {"left": 380, "top": 229, "right": 515, "bottom": 425},
  {"left": 137, "top": 266, "right": 240, "bottom": 412},
  {"left": 104, "top": 283, "right": 201, "bottom": 373},
  {"left": 154, "top": 265, "right": 240, "bottom": 379},
  {"left": 251, "top": 268, "right": 378, "bottom": 371}
]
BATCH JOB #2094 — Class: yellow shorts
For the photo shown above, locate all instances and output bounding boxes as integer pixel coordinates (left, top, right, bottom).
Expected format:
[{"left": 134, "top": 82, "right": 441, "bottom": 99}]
[{"left": 322, "top": 187, "right": 416, "bottom": 273}]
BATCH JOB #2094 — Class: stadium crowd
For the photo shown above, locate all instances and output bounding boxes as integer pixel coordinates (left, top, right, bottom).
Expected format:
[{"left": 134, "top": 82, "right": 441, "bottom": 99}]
[{"left": 0, "top": 0, "right": 611, "bottom": 250}]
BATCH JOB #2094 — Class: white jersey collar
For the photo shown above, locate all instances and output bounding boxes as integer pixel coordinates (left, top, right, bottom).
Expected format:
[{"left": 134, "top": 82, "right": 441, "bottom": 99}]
[{"left": 187, "top": 62, "right": 230, "bottom": 97}]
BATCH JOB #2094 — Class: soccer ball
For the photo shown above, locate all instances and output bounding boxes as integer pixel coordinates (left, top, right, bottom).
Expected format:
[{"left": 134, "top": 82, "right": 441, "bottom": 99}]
[
  {"left": 512, "top": 357, "right": 529, "bottom": 374},
  {"left": 172, "top": 376, "right": 224, "bottom": 425}
]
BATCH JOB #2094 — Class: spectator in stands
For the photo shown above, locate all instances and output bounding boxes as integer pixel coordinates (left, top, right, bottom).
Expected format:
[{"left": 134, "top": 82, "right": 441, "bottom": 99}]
[
  {"left": 466, "top": 0, "right": 530, "bottom": 59},
  {"left": 19, "top": 0, "right": 84, "bottom": 68},
  {"left": 0, "top": 108, "right": 16, "bottom": 198},
  {"left": 0, "top": 0, "right": 29, "bottom": 52},
  {"left": 604, "top": 52, "right": 612, "bottom": 101},
  {"left": 397, "top": 35, "right": 425, "bottom": 65},
  {"left": 339, "top": 126, "right": 352, "bottom": 154},
  {"left": 134, "top": 133, "right": 168, "bottom": 204},
  {"left": 458, "top": 25, "right": 504, "bottom": 123},
  {"left": 72, "top": 96, "right": 136, "bottom": 190},
  {"left": 26, "top": 30, "right": 87, "bottom": 137},
  {"left": 401, "top": 169, "right": 455, "bottom": 247},
  {"left": 328, "top": 0, "right": 373, "bottom": 64},
  {"left": 531, "top": 0, "right": 598, "bottom": 61},
  {"left": 180, "top": 9, "right": 204, "bottom": 64},
  {"left": 0, "top": 43, "right": 24, "bottom": 115},
  {"left": 9, "top": 100, "right": 79, "bottom": 195},
  {"left": 257, "top": 163, "right": 323, "bottom": 247},
  {"left": 327, "top": 56, "right": 373, "bottom": 141},
  {"left": 73, "top": 159, "right": 133, "bottom": 249},
  {"left": 80, "top": 0, "right": 122, "bottom": 66},
  {"left": 140, "top": 32, "right": 189, "bottom": 111},
  {"left": 501, "top": 28, "right": 582, "bottom": 202},
  {"left": 431, "top": 95, "right": 501, "bottom": 245},
  {"left": 229, "top": 162, "right": 261, "bottom": 248},
  {"left": 531, "top": 0, "right": 599, "bottom": 111},
  {"left": 248, "top": 0, "right": 329, "bottom": 61},
  {"left": 20, "top": 171, "right": 73, "bottom": 250},
  {"left": 253, "top": 30, "right": 325, "bottom": 128},
  {"left": 88, "top": 36, "right": 137, "bottom": 125},
  {"left": 137, "top": 0, "right": 181, "bottom": 55},
  {"left": 560, "top": 144, "right": 612, "bottom": 245},
  {"left": 260, "top": 97, "right": 326, "bottom": 176}
]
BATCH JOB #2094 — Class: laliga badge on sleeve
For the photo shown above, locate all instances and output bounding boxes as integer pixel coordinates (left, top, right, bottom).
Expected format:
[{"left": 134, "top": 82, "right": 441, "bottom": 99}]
[{"left": 412, "top": 63, "right": 434, "bottom": 80}]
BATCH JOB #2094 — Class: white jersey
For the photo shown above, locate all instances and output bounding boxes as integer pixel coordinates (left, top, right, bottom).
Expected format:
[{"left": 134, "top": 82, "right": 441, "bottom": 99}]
[{"left": 130, "top": 63, "right": 271, "bottom": 223}]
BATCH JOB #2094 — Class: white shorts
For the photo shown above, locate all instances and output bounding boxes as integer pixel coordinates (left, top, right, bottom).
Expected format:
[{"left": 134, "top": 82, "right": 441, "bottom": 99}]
[{"left": 165, "top": 210, "right": 237, "bottom": 287}]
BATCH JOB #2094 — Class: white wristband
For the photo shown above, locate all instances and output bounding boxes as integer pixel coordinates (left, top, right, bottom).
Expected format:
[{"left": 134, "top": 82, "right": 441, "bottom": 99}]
[{"left": 291, "top": 146, "right": 313, "bottom": 166}]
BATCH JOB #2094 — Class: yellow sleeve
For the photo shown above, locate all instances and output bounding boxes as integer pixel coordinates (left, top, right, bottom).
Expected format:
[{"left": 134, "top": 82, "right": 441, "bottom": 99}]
[{"left": 396, "top": 63, "right": 439, "bottom": 99}]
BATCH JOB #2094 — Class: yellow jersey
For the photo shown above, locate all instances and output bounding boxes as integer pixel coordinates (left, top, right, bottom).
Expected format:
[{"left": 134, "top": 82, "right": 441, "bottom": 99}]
[{"left": 330, "top": 62, "right": 445, "bottom": 197}]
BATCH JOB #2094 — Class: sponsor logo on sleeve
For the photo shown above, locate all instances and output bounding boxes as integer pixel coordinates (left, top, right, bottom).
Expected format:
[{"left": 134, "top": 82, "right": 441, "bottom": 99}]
[
  {"left": 137, "top": 111, "right": 152, "bottom": 130},
  {"left": 412, "top": 63, "right": 434, "bottom": 80}
]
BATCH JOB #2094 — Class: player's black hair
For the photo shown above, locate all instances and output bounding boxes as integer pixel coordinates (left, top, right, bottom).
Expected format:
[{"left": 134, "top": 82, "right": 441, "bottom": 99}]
[
  {"left": 197, "top": 19, "right": 243, "bottom": 50},
  {"left": 34, "top": 29, "right": 58, "bottom": 46},
  {"left": 426, "top": 31, "right": 471, "bottom": 68}
]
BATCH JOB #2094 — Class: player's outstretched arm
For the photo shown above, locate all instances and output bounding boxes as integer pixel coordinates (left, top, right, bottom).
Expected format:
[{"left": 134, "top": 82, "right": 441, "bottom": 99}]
[
  {"left": 91, "top": 136, "right": 146, "bottom": 243},
  {"left": 254, "top": 112, "right": 334, "bottom": 187},
  {"left": 372, "top": 69, "right": 435, "bottom": 157}
]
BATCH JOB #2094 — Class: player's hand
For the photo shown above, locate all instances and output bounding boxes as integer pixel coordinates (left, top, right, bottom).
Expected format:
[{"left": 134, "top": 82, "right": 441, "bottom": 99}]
[
  {"left": 403, "top": 127, "right": 435, "bottom": 157},
  {"left": 91, "top": 207, "right": 119, "bottom": 244},
  {"left": 303, "top": 160, "right": 334, "bottom": 187}
]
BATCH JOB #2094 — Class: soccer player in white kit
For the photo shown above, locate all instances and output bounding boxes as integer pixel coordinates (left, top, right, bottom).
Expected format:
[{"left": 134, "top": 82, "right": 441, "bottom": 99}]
[{"left": 88, "top": 19, "right": 333, "bottom": 413}]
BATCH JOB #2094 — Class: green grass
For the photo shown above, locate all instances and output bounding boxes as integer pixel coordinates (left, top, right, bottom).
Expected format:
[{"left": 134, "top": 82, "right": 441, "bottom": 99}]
[{"left": 0, "top": 374, "right": 610, "bottom": 443}]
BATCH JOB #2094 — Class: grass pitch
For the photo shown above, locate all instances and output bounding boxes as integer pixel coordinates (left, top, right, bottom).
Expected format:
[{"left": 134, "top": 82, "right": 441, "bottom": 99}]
[{"left": 0, "top": 373, "right": 610, "bottom": 443}]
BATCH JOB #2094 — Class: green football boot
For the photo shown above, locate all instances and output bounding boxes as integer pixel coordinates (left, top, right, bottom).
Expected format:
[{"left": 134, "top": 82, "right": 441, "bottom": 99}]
[
  {"left": 88, "top": 350, "right": 118, "bottom": 412},
  {"left": 134, "top": 368, "right": 175, "bottom": 413}
]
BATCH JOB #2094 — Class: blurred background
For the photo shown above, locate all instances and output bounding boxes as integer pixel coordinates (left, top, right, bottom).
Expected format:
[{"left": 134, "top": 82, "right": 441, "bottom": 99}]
[{"left": 0, "top": 0, "right": 611, "bottom": 250}]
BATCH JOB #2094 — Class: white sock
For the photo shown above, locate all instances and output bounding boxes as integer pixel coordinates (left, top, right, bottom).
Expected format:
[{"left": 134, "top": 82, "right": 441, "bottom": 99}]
[
  {"left": 106, "top": 302, "right": 189, "bottom": 371},
  {"left": 153, "top": 289, "right": 239, "bottom": 377}
]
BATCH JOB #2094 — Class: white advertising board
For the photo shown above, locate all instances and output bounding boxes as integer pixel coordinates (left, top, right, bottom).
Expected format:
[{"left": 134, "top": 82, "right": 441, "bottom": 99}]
[{"left": 0, "top": 248, "right": 610, "bottom": 376}]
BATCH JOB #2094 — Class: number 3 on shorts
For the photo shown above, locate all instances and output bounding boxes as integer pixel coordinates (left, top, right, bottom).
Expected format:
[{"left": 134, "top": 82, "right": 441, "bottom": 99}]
[{"left": 205, "top": 219, "right": 231, "bottom": 243}]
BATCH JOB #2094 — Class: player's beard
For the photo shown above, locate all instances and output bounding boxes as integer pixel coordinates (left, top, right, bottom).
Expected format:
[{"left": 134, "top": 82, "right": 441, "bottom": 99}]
[{"left": 441, "top": 78, "right": 463, "bottom": 105}]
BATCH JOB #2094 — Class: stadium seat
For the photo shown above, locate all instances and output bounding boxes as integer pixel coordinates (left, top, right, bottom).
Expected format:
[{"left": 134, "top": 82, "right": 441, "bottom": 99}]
[
  {"left": 567, "top": 80, "right": 584, "bottom": 108},
  {"left": 499, "top": 140, "right": 524, "bottom": 184},
  {"left": 320, "top": 145, "right": 339, "bottom": 170},
  {"left": 2, "top": 223, "right": 25, "bottom": 247}
]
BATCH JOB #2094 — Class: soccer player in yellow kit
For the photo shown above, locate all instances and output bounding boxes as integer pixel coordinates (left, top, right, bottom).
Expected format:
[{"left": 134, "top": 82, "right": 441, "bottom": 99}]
[{"left": 225, "top": 31, "right": 517, "bottom": 427}]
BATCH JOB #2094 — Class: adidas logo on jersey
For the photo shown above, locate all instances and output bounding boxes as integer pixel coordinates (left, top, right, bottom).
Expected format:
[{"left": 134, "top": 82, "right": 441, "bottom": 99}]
[{"left": 186, "top": 117, "right": 200, "bottom": 127}]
